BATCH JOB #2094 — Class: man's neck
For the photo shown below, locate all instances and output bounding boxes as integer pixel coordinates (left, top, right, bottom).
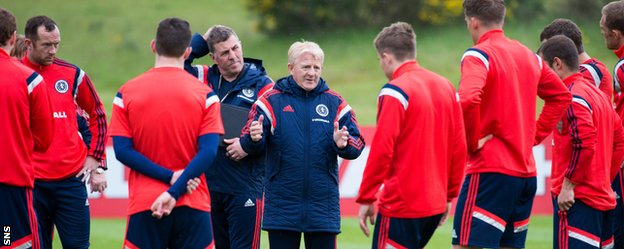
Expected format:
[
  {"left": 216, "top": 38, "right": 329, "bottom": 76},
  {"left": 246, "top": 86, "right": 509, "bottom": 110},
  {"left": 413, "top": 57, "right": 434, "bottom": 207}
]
[
  {"left": 154, "top": 55, "right": 184, "bottom": 68},
  {"left": 222, "top": 71, "right": 240, "bottom": 82},
  {"left": 578, "top": 52, "right": 591, "bottom": 63}
]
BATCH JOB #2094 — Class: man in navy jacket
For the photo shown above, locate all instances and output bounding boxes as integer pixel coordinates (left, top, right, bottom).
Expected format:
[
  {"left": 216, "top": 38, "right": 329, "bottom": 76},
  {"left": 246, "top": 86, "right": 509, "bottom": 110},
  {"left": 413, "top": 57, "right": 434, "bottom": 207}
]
[
  {"left": 184, "top": 25, "right": 273, "bottom": 249},
  {"left": 233, "top": 41, "right": 365, "bottom": 249}
]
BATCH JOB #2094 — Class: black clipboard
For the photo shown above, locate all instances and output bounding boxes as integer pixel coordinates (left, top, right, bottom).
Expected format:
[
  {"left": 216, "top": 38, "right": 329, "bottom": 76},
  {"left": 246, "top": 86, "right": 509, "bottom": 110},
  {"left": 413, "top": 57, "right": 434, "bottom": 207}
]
[{"left": 220, "top": 103, "right": 251, "bottom": 147}]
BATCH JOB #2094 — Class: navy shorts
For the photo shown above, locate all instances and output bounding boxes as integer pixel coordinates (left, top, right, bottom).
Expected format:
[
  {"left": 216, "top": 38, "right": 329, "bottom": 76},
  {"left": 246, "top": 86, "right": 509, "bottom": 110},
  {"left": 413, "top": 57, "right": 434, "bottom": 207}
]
[
  {"left": 267, "top": 230, "right": 336, "bottom": 249},
  {"left": 452, "top": 173, "right": 536, "bottom": 248},
  {"left": 613, "top": 168, "right": 624, "bottom": 249},
  {"left": 0, "top": 184, "right": 39, "bottom": 249},
  {"left": 372, "top": 213, "right": 442, "bottom": 249},
  {"left": 553, "top": 197, "right": 614, "bottom": 249},
  {"left": 34, "top": 177, "right": 89, "bottom": 249},
  {"left": 124, "top": 206, "right": 214, "bottom": 249},
  {"left": 210, "top": 191, "right": 263, "bottom": 249}
]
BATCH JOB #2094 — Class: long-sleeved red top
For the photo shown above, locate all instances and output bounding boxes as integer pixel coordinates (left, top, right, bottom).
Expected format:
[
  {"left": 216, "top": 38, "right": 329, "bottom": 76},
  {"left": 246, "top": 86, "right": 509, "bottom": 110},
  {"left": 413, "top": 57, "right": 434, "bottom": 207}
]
[
  {"left": 459, "top": 29, "right": 571, "bottom": 177},
  {"left": 613, "top": 45, "right": 624, "bottom": 121},
  {"left": 356, "top": 61, "right": 467, "bottom": 218},
  {"left": 551, "top": 73, "right": 624, "bottom": 211},
  {"left": 579, "top": 58, "right": 612, "bottom": 102},
  {"left": 22, "top": 56, "right": 108, "bottom": 180},
  {"left": 0, "top": 49, "right": 54, "bottom": 188}
]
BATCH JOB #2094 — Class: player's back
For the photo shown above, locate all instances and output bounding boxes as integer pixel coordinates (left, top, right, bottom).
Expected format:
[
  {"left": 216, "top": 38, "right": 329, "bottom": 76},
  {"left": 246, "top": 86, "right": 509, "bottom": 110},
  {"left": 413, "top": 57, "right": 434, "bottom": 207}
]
[
  {"left": 462, "top": 30, "right": 546, "bottom": 177},
  {"left": 0, "top": 52, "right": 52, "bottom": 188},
  {"left": 114, "top": 66, "right": 219, "bottom": 214},
  {"left": 121, "top": 67, "right": 210, "bottom": 169},
  {"left": 380, "top": 62, "right": 464, "bottom": 217}
]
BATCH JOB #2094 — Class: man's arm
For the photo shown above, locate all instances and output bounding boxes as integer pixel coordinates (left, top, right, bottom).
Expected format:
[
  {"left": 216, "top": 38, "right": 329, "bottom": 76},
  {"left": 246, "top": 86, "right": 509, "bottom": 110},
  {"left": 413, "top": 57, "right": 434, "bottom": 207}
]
[
  {"left": 112, "top": 136, "right": 174, "bottom": 184},
  {"left": 535, "top": 62, "right": 572, "bottom": 144},
  {"left": 333, "top": 99, "right": 365, "bottom": 160},
  {"left": 356, "top": 88, "right": 404, "bottom": 205},
  {"left": 183, "top": 33, "right": 210, "bottom": 82},
  {"left": 611, "top": 112, "right": 624, "bottom": 181},
  {"left": 448, "top": 91, "right": 467, "bottom": 201},
  {"left": 240, "top": 99, "right": 272, "bottom": 155},
  {"left": 458, "top": 48, "right": 489, "bottom": 153},
  {"left": 563, "top": 96, "right": 596, "bottom": 186},
  {"left": 167, "top": 134, "right": 219, "bottom": 199},
  {"left": 28, "top": 72, "right": 54, "bottom": 153},
  {"left": 75, "top": 69, "right": 108, "bottom": 166}
]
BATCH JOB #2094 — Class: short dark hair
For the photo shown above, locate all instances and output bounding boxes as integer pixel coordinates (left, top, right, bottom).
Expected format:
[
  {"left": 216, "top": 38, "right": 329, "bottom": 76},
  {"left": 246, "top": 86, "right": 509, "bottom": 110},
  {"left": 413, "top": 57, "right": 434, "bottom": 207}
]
[
  {"left": 0, "top": 8, "right": 16, "bottom": 46},
  {"left": 540, "top": 19, "right": 584, "bottom": 54},
  {"left": 25, "top": 15, "right": 57, "bottom": 41},
  {"left": 205, "top": 25, "right": 238, "bottom": 53},
  {"left": 463, "top": 0, "right": 506, "bottom": 26},
  {"left": 374, "top": 22, "right": 416, "bottom": 61},
  {"left": 603, "top": 1, "right": 624, "bottom": 33},
  {"left": 155, "top": 17, "right": 191, "bottom": 57},
  {"left": 538, "top": 35, "right": 579, "bottom": 71}
]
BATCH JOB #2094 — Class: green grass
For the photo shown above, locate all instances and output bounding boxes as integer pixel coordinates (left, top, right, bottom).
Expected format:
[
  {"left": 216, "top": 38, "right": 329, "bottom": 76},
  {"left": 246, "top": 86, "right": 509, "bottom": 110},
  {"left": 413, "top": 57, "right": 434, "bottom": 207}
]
[
  {"left": 4, "top": 0, "right": 618, "bottom": 125},
  {"left": 53, "top": 216, "right": 553, "bottom": 248}
]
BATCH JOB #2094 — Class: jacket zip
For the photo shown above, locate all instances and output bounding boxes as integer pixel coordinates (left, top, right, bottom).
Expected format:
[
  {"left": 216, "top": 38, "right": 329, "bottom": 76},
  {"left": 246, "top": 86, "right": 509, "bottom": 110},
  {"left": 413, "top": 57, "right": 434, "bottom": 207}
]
[{"left": 301, "top": 91, "right": 310, "bottom": 229}]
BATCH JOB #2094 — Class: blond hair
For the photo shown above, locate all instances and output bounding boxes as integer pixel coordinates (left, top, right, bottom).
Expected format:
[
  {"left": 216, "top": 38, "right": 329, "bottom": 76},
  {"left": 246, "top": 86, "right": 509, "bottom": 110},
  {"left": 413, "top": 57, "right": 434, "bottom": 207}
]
[{"left": 287, "top": 40, "right": 324, "bottom": 64}]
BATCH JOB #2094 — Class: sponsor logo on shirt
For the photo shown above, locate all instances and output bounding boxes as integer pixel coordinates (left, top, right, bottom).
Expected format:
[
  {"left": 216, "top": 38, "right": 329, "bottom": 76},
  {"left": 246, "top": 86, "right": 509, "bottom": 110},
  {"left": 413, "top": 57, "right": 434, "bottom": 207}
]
[
  {"left": 53, "top": 112, "right": 67, "bottom": 119},
  {"left": 55, "top": 80, "right": 69, "bottom": 94}
]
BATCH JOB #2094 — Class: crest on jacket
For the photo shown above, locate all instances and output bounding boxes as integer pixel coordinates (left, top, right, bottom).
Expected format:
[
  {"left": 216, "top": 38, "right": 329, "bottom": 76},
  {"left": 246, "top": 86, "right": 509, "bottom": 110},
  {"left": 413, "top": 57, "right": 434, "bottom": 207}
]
[
  {"left": 55, "top": 80, "right": 69, "bottom": 94},
  {"left": 316, "top": 104, "right": 329, "bottom": 117},
  {"left": 242, "top": 88, "right": 255, "bottom": 98}
]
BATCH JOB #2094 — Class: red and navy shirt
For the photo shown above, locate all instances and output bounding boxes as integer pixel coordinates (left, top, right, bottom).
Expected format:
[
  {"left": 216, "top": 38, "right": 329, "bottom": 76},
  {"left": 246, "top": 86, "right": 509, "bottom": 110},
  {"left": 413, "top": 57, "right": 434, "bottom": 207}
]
[
  {"left": 612, "top": 45, "right": 624, "bottom": 121},
  {"left": 0, "top": 49, "right": 54, "bottom": 188},
  {"left": 579, "top": 58, "right": 612, "bottom": 102},
  {"left": 551, "top": 73, "right": 624, "bottom": 211},
  {"left": 109, "top": 67, "right": 224, "bottom": 214},
  {"left": 22, "top": 56, "right": 107, "bottom": 180},
  {"left": 458, "top": 29, "right": 571, "bottom": 177},
  {"left": 356, "top": 61, "right": 466, "bottom": 218}
]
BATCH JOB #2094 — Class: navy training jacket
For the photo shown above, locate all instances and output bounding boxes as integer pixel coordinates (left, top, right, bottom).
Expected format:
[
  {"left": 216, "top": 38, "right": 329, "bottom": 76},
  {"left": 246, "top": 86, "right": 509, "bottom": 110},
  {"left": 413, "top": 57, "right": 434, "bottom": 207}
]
[
  {"left": 185, "top": 33, "right": 274, "bottom": 197},
  {"left": 240, "top": 76, "right": 365, "bottom": 233}
]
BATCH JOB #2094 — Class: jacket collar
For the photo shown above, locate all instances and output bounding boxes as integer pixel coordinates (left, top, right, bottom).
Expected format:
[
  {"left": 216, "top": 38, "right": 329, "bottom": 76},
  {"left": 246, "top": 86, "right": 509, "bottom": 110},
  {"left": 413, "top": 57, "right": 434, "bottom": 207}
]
[
  {"left": 477, "top": 29, "right": 504, "bottom": 44},
  {"left": 563, "top": 72, "right": 585, "bottom": 88},
  {"left": 209, "top": 57, "right": 268, "bottom": 91},
  {"left": 275, "top": 75, "right": 328, "bottom": 97},
  {"left": 392, "top": 60, "right": 420, "bottom": 80},
  {"left": 615, "top": 44, "right": 624, "bottom": 59},
  {"left": 21, "top": 54, "right": 49, "bottom": 71}
]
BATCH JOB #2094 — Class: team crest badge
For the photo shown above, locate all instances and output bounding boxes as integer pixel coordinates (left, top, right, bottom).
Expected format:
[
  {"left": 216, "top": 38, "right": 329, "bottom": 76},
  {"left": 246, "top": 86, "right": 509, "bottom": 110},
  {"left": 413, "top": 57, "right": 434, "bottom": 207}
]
[
  {"left": 316, "top": 104, "right": 329, "bottom": 117},
  {"left": 55, "top": 80, "right": 69, "bottom": 94},
  {"left": 242, "top": 88, "right": 254, "bottom": 98}
]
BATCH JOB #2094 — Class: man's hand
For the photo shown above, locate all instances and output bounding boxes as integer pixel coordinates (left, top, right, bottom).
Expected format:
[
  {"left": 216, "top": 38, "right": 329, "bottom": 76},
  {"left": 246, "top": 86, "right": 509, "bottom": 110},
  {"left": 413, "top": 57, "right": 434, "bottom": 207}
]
[
  {"left": 186, "top": 178, "right": 201, "bottom": 194},
  {"left": 333, "top": 122, "right": 349, "bottom": 149},
  {"left": 557, "top": 178, "right": 576, "bottom": 211},
  {"left": 151, "top": 191, "right": 176, "bottom": 219},
  {"left": 224, "top": 137, "right": 248, "bottom": 161},
  {"left": 439, "top": 201, "right": 452, "bottom": 227},
  {"left": 477, "top": 134, "right": 493, "bottom": 150},
  {"left": 77, "top": 156, "right": 100, "bottom": 182},
  {"left": 170, "top": 170, "right": 201, "bottom": 194},
  {"left": 358, "top": 204, "right": 376, "bottom": 237},
  {"left": 250, "top": 115, "right": 264, "bottom": 142},
  {"left": 89, "top": 170, "right": 107, "bottom": 193}
]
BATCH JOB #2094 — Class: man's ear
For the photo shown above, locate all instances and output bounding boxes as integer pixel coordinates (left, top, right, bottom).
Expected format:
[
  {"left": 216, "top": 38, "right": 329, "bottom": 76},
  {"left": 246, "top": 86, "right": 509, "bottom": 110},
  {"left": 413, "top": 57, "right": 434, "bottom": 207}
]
[
  {"left": 553, "top": 57, "right": 563, "bottom": 71},
  {"left": 287, "top": 63, "right": 294, "bottom": 75},
  {"left": 8, "top": 31, "right": 16, "bottom": 47},
  {"left": 150, "top": 39, "right": 156, "bottom": 54}
]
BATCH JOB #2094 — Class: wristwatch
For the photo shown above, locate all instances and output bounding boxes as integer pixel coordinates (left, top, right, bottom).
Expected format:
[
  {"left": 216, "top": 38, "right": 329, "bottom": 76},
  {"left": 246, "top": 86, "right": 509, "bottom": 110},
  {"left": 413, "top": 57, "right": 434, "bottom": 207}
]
[{"left": 94, "top": 167, "right": 105, "bottom": 174}]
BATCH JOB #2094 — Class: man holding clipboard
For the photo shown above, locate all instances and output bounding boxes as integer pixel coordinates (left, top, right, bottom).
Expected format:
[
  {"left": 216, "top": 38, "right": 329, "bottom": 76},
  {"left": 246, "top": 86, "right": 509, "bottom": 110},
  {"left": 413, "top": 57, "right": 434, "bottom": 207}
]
[{"left": 184, "top": 25, "right": 273, "bottom": 249}]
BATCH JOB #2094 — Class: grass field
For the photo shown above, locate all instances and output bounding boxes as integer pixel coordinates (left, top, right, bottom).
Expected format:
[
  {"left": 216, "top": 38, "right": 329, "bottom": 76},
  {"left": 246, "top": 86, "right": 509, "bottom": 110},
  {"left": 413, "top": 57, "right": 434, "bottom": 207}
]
[
  {"left": 2, "top": 1, "right": 611, "bottom": 248},
  {"left": 54, "top": 216, "right": 554, "bottom": 248},
  {"left": 2, "top": 0, "right": 618, "bottom": 124}
]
